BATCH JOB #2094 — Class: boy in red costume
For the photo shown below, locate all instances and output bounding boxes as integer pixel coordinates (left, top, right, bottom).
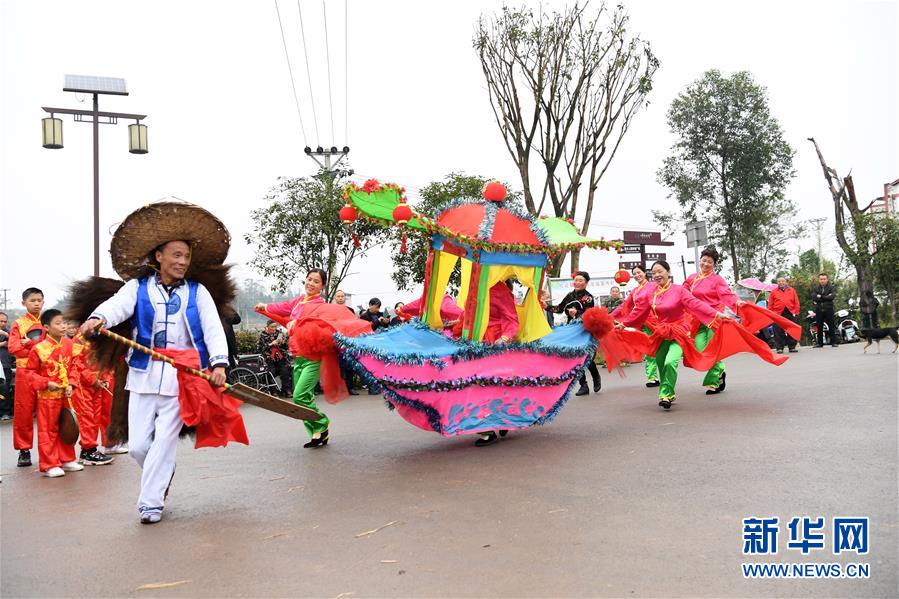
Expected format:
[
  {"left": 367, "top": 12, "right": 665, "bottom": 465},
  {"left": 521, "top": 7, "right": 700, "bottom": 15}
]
[
  {"left": 8, "top": 287, "right": 45, "bottom": 468},
  {"left": 71, "top": 334, "right": 115, "bottom": 465},
  {"left": 22, "top": 309, "right": 85, "bottom": 477}
]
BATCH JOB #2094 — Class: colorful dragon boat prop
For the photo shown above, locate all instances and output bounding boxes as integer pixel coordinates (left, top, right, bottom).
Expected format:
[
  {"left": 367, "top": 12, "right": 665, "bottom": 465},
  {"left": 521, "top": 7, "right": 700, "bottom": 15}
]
[{"left": 335, "top": 179, "right": 623, "bottom": 436}]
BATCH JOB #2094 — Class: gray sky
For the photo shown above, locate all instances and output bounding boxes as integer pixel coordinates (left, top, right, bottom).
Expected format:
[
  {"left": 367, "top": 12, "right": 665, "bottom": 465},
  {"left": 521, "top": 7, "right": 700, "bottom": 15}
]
[{"left": 2, "top": 0, "right": 896, "bottom": 313}]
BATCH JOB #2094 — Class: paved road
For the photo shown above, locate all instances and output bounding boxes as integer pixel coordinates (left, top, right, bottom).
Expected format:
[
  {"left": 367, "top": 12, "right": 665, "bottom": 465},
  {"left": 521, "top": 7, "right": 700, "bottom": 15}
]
[{"left": 1, "top": 345, "right": 897, "bottom": 598}]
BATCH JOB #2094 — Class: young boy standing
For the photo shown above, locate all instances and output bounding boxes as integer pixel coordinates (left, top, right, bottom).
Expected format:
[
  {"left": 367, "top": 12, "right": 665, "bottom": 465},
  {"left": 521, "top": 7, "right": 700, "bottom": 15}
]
[
  {"left": 71, "top": 334, "right": 114, "bottom": 465},
  {"left": 23, "top": 309, "right": 85, "bottom": 478},
  {"left": 8, "top": 288, "right": 46, "bottom": 467}
]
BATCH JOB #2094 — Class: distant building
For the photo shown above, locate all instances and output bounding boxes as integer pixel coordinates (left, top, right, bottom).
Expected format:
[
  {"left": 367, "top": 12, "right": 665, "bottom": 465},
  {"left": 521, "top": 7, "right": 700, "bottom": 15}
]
[{"left": 870, "top": 178, "right": 899, "bottom": 216}]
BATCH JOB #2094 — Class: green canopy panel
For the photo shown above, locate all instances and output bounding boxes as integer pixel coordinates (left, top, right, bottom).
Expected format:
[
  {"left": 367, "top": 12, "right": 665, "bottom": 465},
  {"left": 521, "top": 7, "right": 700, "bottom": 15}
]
[{"left": 345, "top": 183, "right": 426, "bottom": 231}]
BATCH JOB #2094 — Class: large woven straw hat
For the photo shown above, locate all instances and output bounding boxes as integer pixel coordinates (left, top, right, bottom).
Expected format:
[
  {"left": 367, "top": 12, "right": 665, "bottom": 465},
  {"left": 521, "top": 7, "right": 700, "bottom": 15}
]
[{"left": 110, "top": 201, "right": 231, "bottom": 280}]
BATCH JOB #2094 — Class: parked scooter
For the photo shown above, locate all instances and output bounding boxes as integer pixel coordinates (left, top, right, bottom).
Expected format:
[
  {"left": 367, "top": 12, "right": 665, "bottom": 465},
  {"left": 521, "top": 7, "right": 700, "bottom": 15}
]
[
  {"left": 806, "top": 309, "right": 860, "bottom": 344},
  {"left": 836, "top": 308, "right": 860, "bottom": 343}
]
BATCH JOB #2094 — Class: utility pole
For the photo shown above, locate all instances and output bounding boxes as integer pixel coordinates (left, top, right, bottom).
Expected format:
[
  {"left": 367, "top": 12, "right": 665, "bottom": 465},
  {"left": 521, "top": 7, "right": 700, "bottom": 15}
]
[
  {"left": 809, "top": 217, "right": 827, "bottom": 272},
  {"left": 0, "top": 288, "right": 9, "bottom": 311}
]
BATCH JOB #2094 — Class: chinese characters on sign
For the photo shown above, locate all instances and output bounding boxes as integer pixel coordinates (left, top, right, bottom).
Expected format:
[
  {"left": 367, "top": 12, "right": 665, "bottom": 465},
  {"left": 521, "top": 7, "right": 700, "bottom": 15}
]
[{"left": 742, "top": 516, "right": 869, "bottom": 555}]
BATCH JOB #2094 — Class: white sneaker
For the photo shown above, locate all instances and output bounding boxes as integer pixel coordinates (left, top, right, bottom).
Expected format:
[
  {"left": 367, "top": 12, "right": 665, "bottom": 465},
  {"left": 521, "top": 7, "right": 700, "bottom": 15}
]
[
  {"left": 106, "top": 443, "right": 129, "bottom": 454},
  {"left": 44, "top": 467, "right": 65, "bottom": 478},
  {"left": 61, "top": 461, "right": 84, "bottom": 472}
]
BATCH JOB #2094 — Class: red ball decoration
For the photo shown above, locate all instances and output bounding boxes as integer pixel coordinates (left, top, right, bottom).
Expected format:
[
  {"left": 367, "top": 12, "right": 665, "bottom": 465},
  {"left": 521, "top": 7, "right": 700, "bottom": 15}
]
[
  {"left": 483, "top": 180, "right": 507, "bottom": 202},
  {"left": 614, "top": 269, "right": 631, "bottom": 285},
  {"left": 392, "top": 200, "right": 413, "bottom": 224},
  {"left": 339, "top": 203, "right": 357, "bottom": 224}
]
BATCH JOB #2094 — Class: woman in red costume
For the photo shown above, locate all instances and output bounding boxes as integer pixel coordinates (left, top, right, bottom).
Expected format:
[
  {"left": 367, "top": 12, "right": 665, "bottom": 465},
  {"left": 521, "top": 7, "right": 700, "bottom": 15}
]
[
  {"left": 683, "top": 247, "right": 743, "bottom": 394},
  {"left": 611, "top": 265, "right": 660, "bottom": 387},
  {"left": 256, "top": 270, "right": 330, "bottom": 447},
  {"left": 614, "top": 260, "right": 729, "bottom": 409}
]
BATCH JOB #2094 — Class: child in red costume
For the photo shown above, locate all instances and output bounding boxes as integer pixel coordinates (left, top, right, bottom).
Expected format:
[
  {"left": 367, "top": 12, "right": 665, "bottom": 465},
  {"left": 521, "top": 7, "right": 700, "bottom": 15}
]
[
  {"left": 8, "top": 287, "right": 45, "bottom": 468},
  {"left": 71, "top": 334, "right": 115, "bottom": 465},
  {"left": 22, "top": 309, "right": 85, "bottom": 477}
]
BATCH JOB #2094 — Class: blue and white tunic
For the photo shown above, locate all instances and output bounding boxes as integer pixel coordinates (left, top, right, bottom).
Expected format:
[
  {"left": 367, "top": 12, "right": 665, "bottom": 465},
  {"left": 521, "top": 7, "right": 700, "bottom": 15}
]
[{"left": 90, "top": 276, "right": 229, "bottom": 397}]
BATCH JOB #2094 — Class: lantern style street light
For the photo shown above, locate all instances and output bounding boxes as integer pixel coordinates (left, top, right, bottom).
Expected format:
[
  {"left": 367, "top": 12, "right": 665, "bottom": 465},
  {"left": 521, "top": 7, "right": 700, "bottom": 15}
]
[{"left": 41, "top": 75, "right": 149, "bottom": 276}]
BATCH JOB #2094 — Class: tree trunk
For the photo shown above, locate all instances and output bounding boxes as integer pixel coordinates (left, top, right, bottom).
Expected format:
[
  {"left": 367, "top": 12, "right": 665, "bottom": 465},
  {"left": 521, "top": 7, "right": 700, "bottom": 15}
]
[{"left": 569, "top": 248, "right": 580, "bottom": 273}]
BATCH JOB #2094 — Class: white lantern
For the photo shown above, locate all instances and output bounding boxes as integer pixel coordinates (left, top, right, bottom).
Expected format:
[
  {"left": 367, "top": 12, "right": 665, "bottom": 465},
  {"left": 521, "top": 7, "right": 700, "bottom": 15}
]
[
  {"left": 42, "top": 117, "right": 63, "bottom": 149},
  {"left": 128, "top": 122, "right": 148, "bottom": 154}
]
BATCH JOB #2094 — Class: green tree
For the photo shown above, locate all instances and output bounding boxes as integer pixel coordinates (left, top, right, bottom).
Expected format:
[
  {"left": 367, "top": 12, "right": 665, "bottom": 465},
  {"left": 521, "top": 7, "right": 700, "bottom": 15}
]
[
  {"left": 656, "top": 70, "right": 798, "bottom": 281},
  {"left": 474, "top": 1, "right": 658, "bottom": 272},
  {"left": 389, "top": 173, "right": 521, "bottom": 292},
  {"left": 870, "top": 214, "right": 899, "bottom": 322},
  {"left": 245, "top": 174, "right": 386, "bottom": 298}
]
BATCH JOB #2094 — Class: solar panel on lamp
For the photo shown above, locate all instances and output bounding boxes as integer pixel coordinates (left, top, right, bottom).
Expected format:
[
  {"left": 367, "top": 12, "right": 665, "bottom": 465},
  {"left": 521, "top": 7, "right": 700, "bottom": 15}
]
[{"left": 63, "top": 75, "right": 128, "bottom": 95}]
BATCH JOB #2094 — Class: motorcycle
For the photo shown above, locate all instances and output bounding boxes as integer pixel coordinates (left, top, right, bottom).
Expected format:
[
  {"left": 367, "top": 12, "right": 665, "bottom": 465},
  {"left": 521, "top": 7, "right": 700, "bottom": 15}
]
[
  {"left": 806, "top": 309, "right": 860, "bottom": 344},
  {"left": 836, "top": 308, "right": 860, "bottom": 343}
]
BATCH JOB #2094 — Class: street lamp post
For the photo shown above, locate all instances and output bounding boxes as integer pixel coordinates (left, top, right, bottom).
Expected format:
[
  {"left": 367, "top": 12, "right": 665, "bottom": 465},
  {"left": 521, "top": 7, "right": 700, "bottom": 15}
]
[{"left": 41, "top": 75, "right": 148, "bottom": 277}]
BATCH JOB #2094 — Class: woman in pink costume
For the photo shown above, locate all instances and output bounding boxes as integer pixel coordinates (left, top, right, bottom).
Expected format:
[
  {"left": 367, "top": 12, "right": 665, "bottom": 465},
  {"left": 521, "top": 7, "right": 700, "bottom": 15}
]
[
  {"left": 615, "top": 260, "right": 729, "bottom": 409},
  {"left": 611, "top": 265, "right": 660, "bottom": 387},
  {"left": 683, "top": 247, "right": 742, "bottom": 395}
]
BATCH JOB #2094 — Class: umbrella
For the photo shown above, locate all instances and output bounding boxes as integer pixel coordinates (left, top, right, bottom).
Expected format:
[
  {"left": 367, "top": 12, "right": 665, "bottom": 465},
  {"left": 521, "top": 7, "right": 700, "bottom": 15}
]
[{"left": 738, "top": 277, "right": 777, "bottom": 292}]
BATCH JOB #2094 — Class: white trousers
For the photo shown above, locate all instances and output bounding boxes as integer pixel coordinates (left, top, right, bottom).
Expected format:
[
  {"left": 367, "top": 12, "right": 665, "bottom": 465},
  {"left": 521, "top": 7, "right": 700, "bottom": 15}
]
[{"left": 128, "top": 391, "right": 183, "bottom": 511}]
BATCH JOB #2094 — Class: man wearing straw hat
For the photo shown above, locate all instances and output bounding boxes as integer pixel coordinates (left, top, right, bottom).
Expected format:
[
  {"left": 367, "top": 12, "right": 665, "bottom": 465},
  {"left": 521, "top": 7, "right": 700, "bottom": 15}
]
[{"left": 80, "top": 202, "right": 231, "bottom": 524}]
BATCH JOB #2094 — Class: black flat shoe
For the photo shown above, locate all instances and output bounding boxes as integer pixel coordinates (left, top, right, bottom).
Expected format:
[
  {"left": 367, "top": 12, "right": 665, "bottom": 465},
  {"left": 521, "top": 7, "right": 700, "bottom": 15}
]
[
  {"left": 303, "top": 430, "right": 329, "bottom": 448},
  {"left": 575, "top": 384, "right": 589, "bottom": 396},
  {"left": 17, "top": 449, "right": 31, "bottom": 468},
  {"left": 705, "top": 387, "right": 721, "bottom": 395},
  {"left": 475, "top": 431, "right": 498, "bottom": 446},
  {"left": 658, "top": 399, "right": 672, "bottom": 409},
  {"left": 592, "top": 376, "right": 602, "bottom": 393},
  {"left": 348, "top": 388, "right": 359, "bottom": 395},
  {"left": 645, "top": 380, "right": 660, "bottom": 388},
  {"left": 718, "top": 371, "right": 726, "bottom": 392}
]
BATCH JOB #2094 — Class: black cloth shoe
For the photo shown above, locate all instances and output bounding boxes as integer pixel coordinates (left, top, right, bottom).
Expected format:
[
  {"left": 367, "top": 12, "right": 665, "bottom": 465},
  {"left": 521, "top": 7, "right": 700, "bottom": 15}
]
[
  {"left": 592, "top": 375, "right": 602, "bottom": 394},
  {"left": 17, "top": 449, "right": 31, "bottom": 467},
  {"left": 775, "top": 348, "right": 783, "bottom": 354},
  {"left": 575, "top": 384, "right": 590, "bottom": 396},
  {"left": 303, "top": 430, "right": 329, "bottom": 448},
  {"left": 348, "top": 388, "right": 359, "bottom": 396},
  {"left": 475, "top": 431, "right": 498, "bottom": 447},
  {"left": 645, "top": 380, "right": 660, "bottom": 388},
  {"left": 814, "top": 344, "right": 824, "bottom": 348},
  {"left": 788, "top": 348, "right": 798, "bottom": 353}
]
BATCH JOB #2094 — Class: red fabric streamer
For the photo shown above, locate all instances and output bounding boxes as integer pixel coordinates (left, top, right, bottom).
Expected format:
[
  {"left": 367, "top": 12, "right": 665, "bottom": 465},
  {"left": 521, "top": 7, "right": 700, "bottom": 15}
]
[
  {"left": 287, "top": 303, "right": 372, "bottom": 404},
  {"left": 737, "top": 303, "right": 803, "bottom": 341},
  {"left": 400, "top": 230, "right": 408, "bottom": 254},
  {"left": 157, "top": 348, "right": 249, "bottom": 449},
  {"left": 352, "top": 232, "right": 361, "bottom": 249},
  {"left": 604, "top": 315, "right": 789, "bottom": 373}
]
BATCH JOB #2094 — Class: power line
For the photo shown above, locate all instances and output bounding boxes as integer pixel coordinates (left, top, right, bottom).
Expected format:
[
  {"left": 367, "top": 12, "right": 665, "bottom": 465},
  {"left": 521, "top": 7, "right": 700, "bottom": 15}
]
[
  {"left": 322, "top": 0, "right": 336, "bottom": 143},
  {"left": 344, "top": 0, "right": 349, "bottom": 146},
  {"left": 274, "top": 0, "right": 307, "bottom": 144},
  {"left": 297, "top": 0, "right": 321, "bottom": 143}
]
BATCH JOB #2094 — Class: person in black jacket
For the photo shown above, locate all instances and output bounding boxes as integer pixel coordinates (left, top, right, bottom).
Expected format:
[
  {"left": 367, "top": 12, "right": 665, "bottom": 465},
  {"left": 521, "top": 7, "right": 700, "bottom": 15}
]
[
  {"left": 549, "top": 271, "right": 601, "bottom": 395},
  {"left": 811, "top": 273, "right": 838, "bottom": 347}
]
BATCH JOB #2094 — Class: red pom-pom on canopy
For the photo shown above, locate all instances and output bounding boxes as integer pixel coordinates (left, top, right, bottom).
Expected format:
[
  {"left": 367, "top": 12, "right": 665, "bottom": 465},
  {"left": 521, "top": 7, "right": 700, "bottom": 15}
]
[
  {"left": 582, "top": 307, "right": 614, "bottom": 339},
  {"left": 614, "top": 269, "right": 631, "bottom": 285},
  {"left": 482, "top": 181, "right": 507, "bottom": 202},
  {"left": 339, "top": 203, "right": 357, "bottom": 224}
]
